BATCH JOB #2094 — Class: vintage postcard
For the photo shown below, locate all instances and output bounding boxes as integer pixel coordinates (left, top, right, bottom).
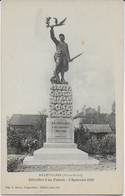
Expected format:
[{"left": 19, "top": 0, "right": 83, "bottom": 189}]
[{"left": 1, "top": 0, "right": 124, "bottom": 194}]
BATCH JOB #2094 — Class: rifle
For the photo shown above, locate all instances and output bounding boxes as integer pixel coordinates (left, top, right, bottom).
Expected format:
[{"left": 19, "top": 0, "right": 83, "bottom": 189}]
[{"left": 69, "top": 52, "right": 84, "bottom": 62}]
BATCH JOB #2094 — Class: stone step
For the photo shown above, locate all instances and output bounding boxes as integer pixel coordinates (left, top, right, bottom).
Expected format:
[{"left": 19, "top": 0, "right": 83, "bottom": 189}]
[
  {"left": 23, "top": 153, "right": 99, "bottom": 166},
  {"left": 43, "top": 142, "right": 77, "bottom": 148},
  {"left": 33, "top": 148, "right": 88, "bottom": 159}
]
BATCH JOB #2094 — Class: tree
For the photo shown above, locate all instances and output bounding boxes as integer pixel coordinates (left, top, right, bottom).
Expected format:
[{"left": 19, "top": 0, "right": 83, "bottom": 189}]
[
  {"left": 108, "top": 113, "right": 116, "bottom": 133},
  {"left": 33, "top": 110, "right": 47, "bottom": 148}
]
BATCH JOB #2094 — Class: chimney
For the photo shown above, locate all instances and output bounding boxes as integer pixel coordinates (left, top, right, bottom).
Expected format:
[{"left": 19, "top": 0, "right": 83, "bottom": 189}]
[
  {"left": 82, "top": 105, "right": 86, "bottom": 116},
  {"left": 97, "top": 106, "right": 100, "bottom": 114}
]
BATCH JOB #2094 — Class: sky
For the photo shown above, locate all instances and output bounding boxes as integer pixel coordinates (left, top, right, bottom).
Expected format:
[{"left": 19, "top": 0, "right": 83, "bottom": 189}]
[{"left": 2, "top": 0, "right": 123, "bottom": 117}]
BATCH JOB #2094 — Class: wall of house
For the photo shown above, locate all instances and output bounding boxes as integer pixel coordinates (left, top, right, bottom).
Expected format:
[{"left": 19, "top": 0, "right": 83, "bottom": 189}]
[{"left": 73, "top": 117, "right": 83, "bottom": 128}]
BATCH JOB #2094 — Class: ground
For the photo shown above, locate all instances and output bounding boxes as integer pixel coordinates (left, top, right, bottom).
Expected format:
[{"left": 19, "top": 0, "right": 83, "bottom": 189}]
[{"left": 7, "top": 154, "right": 116, "bottom": 172}]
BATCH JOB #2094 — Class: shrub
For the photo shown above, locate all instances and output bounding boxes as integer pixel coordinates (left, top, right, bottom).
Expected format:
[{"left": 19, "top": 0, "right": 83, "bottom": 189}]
[
  {"left": 7, "top": 158, "right": 19, "bottom": 172},
  {"left": 74, "top": 127, "right": 116, "bottom": 156},
  {"left": 85, "top": 135, "right": 100, "bottom": 155},
  {"left": 99, "top": 134, "right": 116, "bottom": 155},
  {"left": 7, "top": 112, "right": 47, "bottom": 155},
  {"left": 74, "top": 127, "right": 100, "bottom": 154},
  {"left": 7, "top": 128, "right": 26, "bottom": 154},
  {"left": 7, "top": 155, "right": 25, "bottom": 172}
]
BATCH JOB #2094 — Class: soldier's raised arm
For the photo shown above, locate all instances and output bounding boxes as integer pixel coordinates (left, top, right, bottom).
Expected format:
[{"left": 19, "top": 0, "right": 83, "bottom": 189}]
[{"left": 50, "top": 27, "right": 59, "bottom": 45}]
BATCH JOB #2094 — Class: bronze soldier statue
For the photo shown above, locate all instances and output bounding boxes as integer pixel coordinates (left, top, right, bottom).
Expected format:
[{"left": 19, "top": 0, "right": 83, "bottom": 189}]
[
  {"left": 46, "top": 17, "right": 83, "bottom": 84},
  {"left": 50, "top": 26, "right": 71, "bottom": 84}
]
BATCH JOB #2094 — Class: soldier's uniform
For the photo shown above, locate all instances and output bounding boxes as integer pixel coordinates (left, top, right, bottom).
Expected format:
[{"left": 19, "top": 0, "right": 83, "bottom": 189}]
[{"left": 50, "top": 28, "right": 70, "bottom": 81}]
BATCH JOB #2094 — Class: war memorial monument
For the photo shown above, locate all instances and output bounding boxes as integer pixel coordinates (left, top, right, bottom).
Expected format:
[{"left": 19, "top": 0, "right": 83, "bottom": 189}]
[{"left": 23, "top": 18, "right": 99, "bottom": 166}]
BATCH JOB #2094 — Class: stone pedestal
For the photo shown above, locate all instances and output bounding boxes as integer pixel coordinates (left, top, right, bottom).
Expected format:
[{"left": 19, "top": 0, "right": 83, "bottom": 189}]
[
  {"left": 46, "top": 118, "right": 74, "bottom": 143},
  {"left": 23, "top": 83, "right": 99, "bottom": 166}
]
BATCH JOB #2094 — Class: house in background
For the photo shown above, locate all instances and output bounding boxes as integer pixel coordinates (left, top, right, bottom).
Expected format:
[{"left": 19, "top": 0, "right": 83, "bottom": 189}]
[
  {"left": 8, "top": 114, "right": 48, "bottom": 154},
  {"left": 9, "top": 114, "right": 47, "bottom": 129},
  {"left": 73, "top": 110, "right": 86, "bottom": 128},
  {"left": 73, "top": 105, "right": 99, "bottom": 127},
  {"left": 9, "top": 114, "right": 47, "bottom": 142},
  {"left": 83, "top": 124, "right": 112, "bottom": 139},
  {"left": 73, "top": 102, "right": 116, "bottom": 130}
]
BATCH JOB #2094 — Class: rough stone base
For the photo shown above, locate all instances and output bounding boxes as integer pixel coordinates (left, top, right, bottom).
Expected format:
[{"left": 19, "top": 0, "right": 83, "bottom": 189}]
[{"left": 23, "top": 144, "right": 99, "bottom": 165}]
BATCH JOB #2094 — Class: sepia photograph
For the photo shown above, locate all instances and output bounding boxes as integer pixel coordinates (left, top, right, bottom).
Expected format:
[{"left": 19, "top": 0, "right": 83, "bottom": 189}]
[{"left": 1, "top": 0, "right": 124, "bottom": 194}]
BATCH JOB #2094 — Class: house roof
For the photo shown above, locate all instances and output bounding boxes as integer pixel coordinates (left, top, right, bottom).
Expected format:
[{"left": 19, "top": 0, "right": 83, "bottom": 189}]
[
  {"left": 9, "top": 114, "right": 47, "bottom": 126},
  {"left": 73, "top": 107, "right": 97, "bottom": 119},
  {"left": 85, "top": 107, "right": 97, "bottom": 113},
  {"left": 73, "top": 111, "right": 85, "bottom": 119},
  {"left": 83, "top": 124, "right": 111, "bottom": 133}
]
